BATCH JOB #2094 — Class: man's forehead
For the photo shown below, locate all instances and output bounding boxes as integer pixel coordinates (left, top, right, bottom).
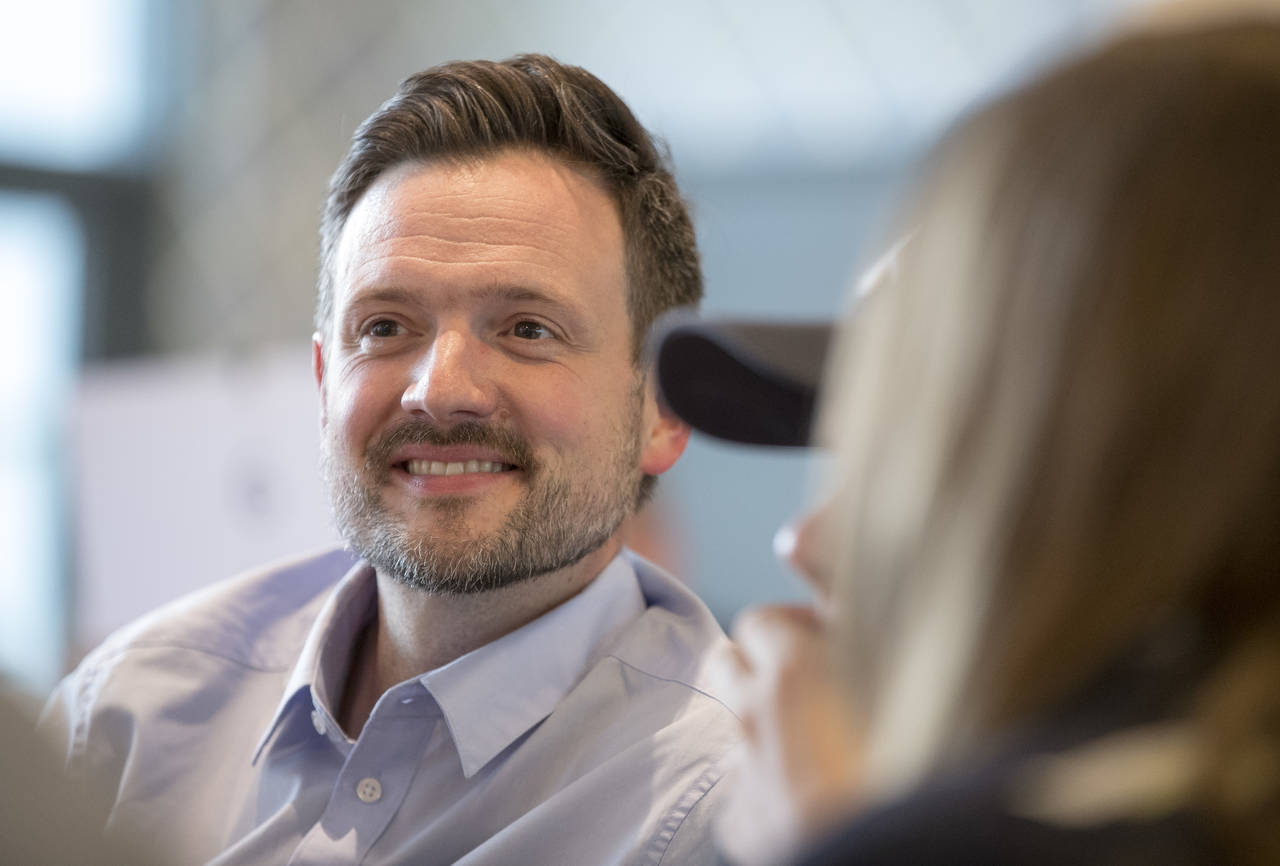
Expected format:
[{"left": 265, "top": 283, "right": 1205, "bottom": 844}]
[
  {"left": 350, "top": 151, "right": 612, "bottom": 222},
  {"left": 338, "top": 154, "right": 620, "bottom": 256},
  {"left": 329, "top": 151, "right": 628, "bottom": 321}
]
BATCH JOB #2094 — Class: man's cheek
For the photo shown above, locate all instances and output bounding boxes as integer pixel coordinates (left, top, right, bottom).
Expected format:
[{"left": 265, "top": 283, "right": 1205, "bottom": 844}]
[{"left": 327, "top": 377, "right": 381, "bottom": 433}]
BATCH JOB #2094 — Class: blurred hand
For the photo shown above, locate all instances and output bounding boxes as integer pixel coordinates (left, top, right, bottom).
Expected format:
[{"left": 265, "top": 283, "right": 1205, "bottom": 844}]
[{"left": 711, "top": 604, "right": 865, "bottom": 866}]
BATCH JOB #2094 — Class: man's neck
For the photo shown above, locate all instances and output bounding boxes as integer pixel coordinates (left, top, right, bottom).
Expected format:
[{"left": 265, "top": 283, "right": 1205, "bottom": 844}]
[{"left": 336, "top": 539, "right": 622, "bottom": 737}]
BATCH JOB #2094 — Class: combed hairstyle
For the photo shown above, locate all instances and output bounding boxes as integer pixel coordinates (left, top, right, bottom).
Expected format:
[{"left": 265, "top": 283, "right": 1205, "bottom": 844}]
[
  {"left": 316, "top": 54, "right": 702, "bottom": 359},
  {"left": 819, "top": 20, "right": 1280, "bottom": 863}
]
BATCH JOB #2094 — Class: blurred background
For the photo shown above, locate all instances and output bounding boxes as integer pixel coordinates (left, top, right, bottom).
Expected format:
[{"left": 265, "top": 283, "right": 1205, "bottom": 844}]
[{"left": 3, "top": 0, "right": 1204, "bottom": 694}]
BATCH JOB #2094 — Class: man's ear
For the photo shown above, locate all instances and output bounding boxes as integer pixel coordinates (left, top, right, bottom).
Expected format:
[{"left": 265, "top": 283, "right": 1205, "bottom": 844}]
[
  {"left": 312, "top": 333, "right": 327, "bottom": 428},
  {"left": 638, "top": 379, "right": 691, "bottom": 476}
]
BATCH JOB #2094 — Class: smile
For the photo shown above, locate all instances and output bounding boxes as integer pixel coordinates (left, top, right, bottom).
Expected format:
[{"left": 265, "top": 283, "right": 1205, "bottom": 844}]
[{"left": 402, "top": 459, "right": 516, "bottom": 476}]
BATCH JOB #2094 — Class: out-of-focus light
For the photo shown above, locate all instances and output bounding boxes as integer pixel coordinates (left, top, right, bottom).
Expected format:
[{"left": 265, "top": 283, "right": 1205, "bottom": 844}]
[
  {"left": 0, "top": 0, "right": 148, "bottom": 170},
  {"left": 0, "top": 192, "right": 83, "bottom": 693}
]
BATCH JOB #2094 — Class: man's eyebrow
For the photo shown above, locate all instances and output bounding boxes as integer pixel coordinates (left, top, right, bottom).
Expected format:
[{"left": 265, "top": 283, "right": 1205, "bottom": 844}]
[
  {"left": 342, "top": 284, "right": 583, "bottom": 323},
  {"left": 345, "top": 286, "right": 420, "bottom": 309},
  {"left": 473, "top": 284, "right": 574, "bottom": 309}
]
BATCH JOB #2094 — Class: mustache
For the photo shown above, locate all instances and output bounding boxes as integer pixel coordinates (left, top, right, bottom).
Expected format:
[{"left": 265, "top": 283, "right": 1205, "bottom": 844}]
[{"left": 364, "top": 419, "right": 537, "bottom": 474}]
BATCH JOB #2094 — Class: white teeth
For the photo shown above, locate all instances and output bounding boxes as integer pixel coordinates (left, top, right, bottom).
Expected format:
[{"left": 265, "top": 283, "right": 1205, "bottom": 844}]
[{"left": 404, "top": 459, "right": 509, "bottom": 476}]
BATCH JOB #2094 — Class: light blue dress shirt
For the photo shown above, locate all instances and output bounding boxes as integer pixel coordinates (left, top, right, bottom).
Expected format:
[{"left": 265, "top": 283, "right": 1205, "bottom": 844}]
[{"left": 41, "top": 548, "right": 740, "bottom": 865}]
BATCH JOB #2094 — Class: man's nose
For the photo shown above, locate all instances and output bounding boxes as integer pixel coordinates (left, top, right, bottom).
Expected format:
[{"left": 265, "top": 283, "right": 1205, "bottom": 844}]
[{"left": 401, "top": 328, "right": 498, "bottom": 422}]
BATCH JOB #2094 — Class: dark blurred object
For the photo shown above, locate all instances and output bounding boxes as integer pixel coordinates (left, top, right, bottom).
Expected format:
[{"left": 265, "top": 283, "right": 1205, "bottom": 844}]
[{"left": 652, "top": 313, "right": 831, "bottom": 447}]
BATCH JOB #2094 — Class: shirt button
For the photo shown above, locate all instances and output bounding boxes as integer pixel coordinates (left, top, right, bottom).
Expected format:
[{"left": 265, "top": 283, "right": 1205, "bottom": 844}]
[
  {"left": 310, "top": 709, "right": 326, "bottom": 735},
  {"left": 356, "top": 777, "right": 383, "bottom": 804}
]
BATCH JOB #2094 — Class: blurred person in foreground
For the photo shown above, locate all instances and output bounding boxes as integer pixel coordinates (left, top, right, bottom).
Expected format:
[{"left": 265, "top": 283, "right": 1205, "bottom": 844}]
[
  {"left": 656, "top": 18, "right": 1280, "bottom": 866},
  {"left": 40, "top": 55, "right": 739, "bottom": 865},
  {"left": 1, "top": 684, "right": 161, "bottom": 865}
]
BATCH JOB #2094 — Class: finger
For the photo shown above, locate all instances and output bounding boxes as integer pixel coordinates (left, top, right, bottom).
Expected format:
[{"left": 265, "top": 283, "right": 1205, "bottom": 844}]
[{"left": 731, "top": 604, "right": 826, "bottom": 670}]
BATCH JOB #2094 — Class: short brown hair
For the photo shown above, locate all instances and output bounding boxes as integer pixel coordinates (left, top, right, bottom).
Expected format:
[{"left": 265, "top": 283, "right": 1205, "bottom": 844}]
[{"left": 316, "top": 54, "right": 702, "bottom": 356}]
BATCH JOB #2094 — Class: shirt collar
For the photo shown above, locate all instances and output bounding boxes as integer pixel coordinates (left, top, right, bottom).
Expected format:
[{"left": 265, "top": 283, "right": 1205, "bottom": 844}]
[
  {"left": 251, "top": 558, "right": 377, "bottom": 764},
  {"left": 252, "top": 553, "right": 645, "bottom": 773},
  {"left": 421, "top": 554, "right": 645, "bottom": 778}
]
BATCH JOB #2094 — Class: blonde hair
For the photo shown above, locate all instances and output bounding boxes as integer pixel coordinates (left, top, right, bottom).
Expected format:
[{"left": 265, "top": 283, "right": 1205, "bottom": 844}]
[{"left": 820, "top": 20, "right": 1280, "bottom": 861}]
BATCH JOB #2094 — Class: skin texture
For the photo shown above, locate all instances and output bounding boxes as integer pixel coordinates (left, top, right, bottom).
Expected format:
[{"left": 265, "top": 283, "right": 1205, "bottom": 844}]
[
  {"left": 710, "top": 505, "right": 866, "bottom": 866},
  {"left": 313, "top": 150, "right": 689, "bottom": 735}
]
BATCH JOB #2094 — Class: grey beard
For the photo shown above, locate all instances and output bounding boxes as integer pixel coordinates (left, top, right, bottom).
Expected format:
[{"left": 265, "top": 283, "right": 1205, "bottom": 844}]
[{"left": 322, "top": 418, "right": 641, "bottom": 595}]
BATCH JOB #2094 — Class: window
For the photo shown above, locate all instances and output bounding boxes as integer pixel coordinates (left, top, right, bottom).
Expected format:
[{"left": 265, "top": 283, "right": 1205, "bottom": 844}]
[
  {"left": 0, "top": 0, "right": 149, "bottom": 171},
  {"left": 0, "top": 193, "right": 83, "bottom": 692},
  {"left": 0, "top": 0, "right": 153, "bottom": 693}
]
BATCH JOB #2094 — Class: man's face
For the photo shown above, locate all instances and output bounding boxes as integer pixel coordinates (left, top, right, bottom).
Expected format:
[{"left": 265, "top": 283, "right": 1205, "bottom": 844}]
[{"left": 315, "top": 150, "right": 686, "bottom": 593}]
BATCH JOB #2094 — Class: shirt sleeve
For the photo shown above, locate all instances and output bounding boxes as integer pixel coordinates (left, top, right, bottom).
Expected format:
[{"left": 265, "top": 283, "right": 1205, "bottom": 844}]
[
  {"left": 37, "top": 647, "right": 130, "bottom": 791},
  {"left": 37, "top": 665, "right": 84, "bottom": 768}
]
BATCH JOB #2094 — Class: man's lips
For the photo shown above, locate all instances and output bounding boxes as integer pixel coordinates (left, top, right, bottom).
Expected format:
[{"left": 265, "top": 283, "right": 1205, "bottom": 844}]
[
  {"left": 387, "top": 445, "right": 521, "bottom": 479},
  {"left": 401, "top": 458, "right": 516, "bottom": 477}
]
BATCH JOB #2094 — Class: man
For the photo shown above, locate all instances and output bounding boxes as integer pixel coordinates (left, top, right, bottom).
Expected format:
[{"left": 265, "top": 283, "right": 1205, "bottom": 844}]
[{"left": 41, "top": 55, "right": 738, "bottom": 865}]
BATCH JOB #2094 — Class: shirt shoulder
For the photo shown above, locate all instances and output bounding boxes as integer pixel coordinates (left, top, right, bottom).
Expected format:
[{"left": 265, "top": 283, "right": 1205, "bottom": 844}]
[
  {"left": 39, "top": 547, "right": 358, "bottom": 775},
  {"left": 84, "top": 546, "right": 358, "bottom": 672},
  {"left": 612, "top": 553, "right": 738, "bottom": 706},
  {"left": 597, "top": 556, "right": 742, "bottom": 865}
]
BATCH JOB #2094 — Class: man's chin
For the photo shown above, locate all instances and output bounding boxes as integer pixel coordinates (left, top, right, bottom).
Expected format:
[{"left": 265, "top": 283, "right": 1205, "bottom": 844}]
[
  {"left": 381, "top": 563, "right": 540, "bottom": 596},
  {"left": 351, "top": 520, "right": 617, "bottom": 597},
  {"left": 385, "top": 488, "right": 521, "bottom": 530}
]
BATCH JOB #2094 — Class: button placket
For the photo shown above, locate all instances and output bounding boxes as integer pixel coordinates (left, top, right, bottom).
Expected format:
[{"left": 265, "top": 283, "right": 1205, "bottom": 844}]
[{"left": 314, "top": 691, "right": 437, "bottom": 861}]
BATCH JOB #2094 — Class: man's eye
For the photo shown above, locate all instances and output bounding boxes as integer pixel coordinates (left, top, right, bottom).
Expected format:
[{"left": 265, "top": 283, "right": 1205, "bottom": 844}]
[
  {"left": 512, "top": 320, "right": 548, "bottom": 340},
  {"left": 367, "top": 320, "right": 400, "bottom": 338}
]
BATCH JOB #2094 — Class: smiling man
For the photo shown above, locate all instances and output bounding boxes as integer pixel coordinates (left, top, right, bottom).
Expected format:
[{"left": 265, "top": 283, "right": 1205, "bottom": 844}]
[{"left": 41, "top": 56, "right": 739, "bottom": 865}]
